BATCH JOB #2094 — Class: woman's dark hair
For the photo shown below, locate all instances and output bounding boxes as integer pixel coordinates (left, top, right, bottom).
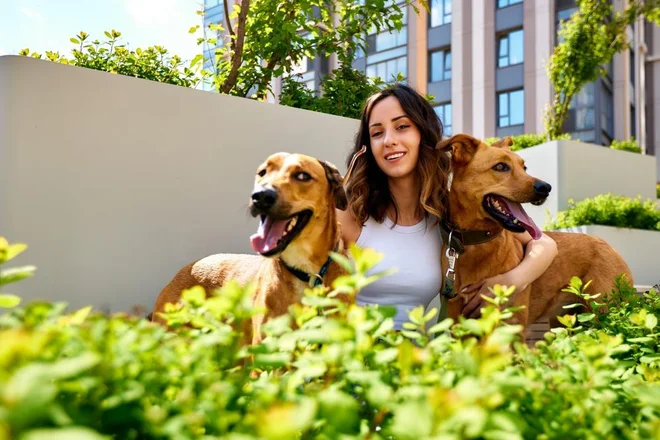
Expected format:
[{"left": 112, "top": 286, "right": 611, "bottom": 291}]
[{"left": 344, "top": 83, "right": 451, "bottom": 225}]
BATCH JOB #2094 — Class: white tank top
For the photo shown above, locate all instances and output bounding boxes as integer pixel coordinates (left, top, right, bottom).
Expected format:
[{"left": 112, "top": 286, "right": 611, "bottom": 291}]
[{"left": 355, "top": 216, "right": 443, "bottom": 329}]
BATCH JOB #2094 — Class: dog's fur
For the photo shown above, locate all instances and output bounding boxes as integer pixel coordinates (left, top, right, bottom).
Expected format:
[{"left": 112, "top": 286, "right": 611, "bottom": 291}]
[
  {"left": 437, "top": 134, "right": 633, "bottom": 338},
  {"left": 151, "top": 153, "right": 349, "bottom": 344}
]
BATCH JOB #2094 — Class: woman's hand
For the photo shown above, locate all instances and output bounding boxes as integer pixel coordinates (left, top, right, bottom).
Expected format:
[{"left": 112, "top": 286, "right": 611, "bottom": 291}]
[{"left": 460, "top": 232, "right": 558, "bottom": 318}]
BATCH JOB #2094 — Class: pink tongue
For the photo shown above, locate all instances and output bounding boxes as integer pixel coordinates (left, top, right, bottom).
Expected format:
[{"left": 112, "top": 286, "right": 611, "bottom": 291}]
[
  {"left": 250, "top": 217, "right": 289, "bottom": 254},
  {"left": 499, "top": 198, "right": 543, "bottom": 240}
]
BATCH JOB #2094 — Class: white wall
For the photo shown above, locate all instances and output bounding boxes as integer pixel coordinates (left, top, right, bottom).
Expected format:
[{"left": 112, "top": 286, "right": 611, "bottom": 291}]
[
  {"left": 518, "top": 140, "right": 658, "bottom": 228},
  {"left": 0, "top": 56, "right": 359, "bottom": 314}
]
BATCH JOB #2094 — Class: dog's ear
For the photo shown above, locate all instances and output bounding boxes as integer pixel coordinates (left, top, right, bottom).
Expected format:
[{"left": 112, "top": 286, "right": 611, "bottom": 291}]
[
  {"left": 491, "top": 136, "right": 514, "bottom": 150},
  {"left": 319, "top": 160, "right": 348, "bottom": 210},
  {"left": 436, "top": 134, "right": 482, "bottom": 165}
]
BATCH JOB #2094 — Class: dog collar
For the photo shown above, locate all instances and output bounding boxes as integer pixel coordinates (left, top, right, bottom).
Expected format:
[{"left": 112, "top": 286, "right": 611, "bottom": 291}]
[
  {"left": 280, "top": 243, "right": 339, "bottom": 288},
  {"left": 439, "top": 221, "right": 501, "bottom": 254}
]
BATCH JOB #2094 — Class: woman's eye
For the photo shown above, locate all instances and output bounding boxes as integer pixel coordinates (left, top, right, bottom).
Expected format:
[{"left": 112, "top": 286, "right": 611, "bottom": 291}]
[
  {"left": 397, "top": 124, "right": 409, "bottom": 130},
  {"left": 492, "top": 162, "right": 510, "bottom": 172},
  {"left": 257, "top": 169, "right": 267, "bottom": 177},
  {"left": 371, "top": 131, "right": 382, "bottom": 138},
  {"left": 295, "top": 172, "right": 312, "bottom": 182}
]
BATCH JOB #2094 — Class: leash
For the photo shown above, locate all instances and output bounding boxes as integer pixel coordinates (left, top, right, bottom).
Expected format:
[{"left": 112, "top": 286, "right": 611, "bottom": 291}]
[
  {"left": 280, "top": 243, "right": 339, "bottom": 288},
  {"left": 437, "top": 221, "right": 502, "bottom": 322}
]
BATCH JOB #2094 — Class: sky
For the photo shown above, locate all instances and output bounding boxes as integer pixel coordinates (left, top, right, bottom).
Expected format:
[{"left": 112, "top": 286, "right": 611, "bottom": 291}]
[{"left": 0, "top": 0, "right": 204, "bottom": 63}]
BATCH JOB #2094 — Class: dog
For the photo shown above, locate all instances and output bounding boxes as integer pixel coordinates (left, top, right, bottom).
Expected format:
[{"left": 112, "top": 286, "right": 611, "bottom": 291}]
[
  {"left": 436, "top": 134, "right": 633, "bottom": 339},
  {"left": 151, "top": 152, "right": 350, "bottom": 344}
]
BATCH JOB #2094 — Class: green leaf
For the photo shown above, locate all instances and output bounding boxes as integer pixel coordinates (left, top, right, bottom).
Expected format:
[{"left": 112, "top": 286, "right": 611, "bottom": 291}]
[
  {"left": 428, "top": 318, "right": 454, "bottom": 334},
  {"left": 70, "top": 38, "right": 80, "bottom": 44},
  {"left": 645, "top": 314, "right": 657, "bottom": 330},
  {"left": 577, "top": 313, "right": 595, "bottom": 322},
  {"left": 0, "top": 265, "right": 37, "bottom": 286},
  {"left": 20, "top": 427, "right": 109, "bottom": 440},
  {"left": 0, "top": 241, "right": 28, "bottom": 263},
  {"left": 0, "top": 293, "right": 21, "bottom": 308},
  {"left": 253, "top": 352, "right": 292, "bottom": 368}
]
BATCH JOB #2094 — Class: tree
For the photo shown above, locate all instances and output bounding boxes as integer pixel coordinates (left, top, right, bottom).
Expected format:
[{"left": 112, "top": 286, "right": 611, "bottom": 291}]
[
  {"left": 201, "top": 0, "right": 427, "bottom": 99},
  {"left": 19, "top": 30, "right": 200, "bottom": 88},
  {"left": 544, "top": 0, "right": 660, "bottom": 140}
]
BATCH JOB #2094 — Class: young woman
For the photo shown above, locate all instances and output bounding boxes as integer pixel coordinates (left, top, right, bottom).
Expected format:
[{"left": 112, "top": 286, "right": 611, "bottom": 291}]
[{"left": 336, "top": 84, "right": 557, "bottom": 329}]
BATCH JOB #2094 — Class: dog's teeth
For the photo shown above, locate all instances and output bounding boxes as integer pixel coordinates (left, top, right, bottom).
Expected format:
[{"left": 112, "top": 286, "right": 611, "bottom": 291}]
[{"left": 513, "top": 219, "right": 519, "bottom": 224}]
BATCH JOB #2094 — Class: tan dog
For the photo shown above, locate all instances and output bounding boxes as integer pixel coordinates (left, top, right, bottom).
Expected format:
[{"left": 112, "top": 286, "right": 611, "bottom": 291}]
[
  {"left": 151, "top": 152, "right": 349, "bottom": 344},
  {"left": 437, "top": 134, "right": 633, "bottom": 339}
]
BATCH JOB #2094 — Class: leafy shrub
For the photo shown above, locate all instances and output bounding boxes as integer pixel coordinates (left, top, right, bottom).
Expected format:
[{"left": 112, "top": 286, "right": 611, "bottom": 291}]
[
  {"left": 545, "top": 193, "right": 660, "bottom": 231},
  {"left": 656, "top": 182, "right": 660, "bottom": 199},
  {"left": 280, "top": 66, "right": 386, "bottom": 119},
  {"left": 485, "top": 133, "right": 571, "bottom": 151},
  {"left": 1, "top": 237, "right": 660, "bottom": 439},
  {"left": 19, "top": 30, "right": 200, "bottom": 88},
  {"left": 611, "top": 138, "right": 642, "bottom": 154}
]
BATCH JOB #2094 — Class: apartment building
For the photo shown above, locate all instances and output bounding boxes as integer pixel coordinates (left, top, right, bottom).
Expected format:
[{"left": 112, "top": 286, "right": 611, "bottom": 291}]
[{"left": 201, "top": 0, "right": 660, "bottom": 177}]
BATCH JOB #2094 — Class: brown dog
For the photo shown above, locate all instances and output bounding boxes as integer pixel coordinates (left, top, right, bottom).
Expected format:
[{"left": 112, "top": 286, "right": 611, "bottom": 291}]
[
  {"left": 436, "top": 134, "right": 633, "bottom": 339},
  {"left": 151, "top": 152, "right": 349, "bottom": 344}
]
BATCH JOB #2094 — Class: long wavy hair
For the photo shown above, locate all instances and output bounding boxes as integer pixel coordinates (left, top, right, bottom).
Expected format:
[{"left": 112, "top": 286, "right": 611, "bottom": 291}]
[{"left": 344, "top": 83, "right": 450, "bottom": 226}]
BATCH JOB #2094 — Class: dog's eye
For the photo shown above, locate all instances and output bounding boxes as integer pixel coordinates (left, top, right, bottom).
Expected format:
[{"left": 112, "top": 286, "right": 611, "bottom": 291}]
[
  {"left": 257, "top": 169, "right": 267, "bottom": 177},
  {"left": 295, "top": 172, "right": 312, "bottom": 182},
  {"left": 492, "top": 162, "right": 510, "bottom": 172}
]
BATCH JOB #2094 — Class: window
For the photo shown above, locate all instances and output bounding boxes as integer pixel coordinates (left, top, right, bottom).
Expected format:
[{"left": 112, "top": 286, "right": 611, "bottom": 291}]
[
  {"left": 498, "top": 0, "right": 522, "bottom": 8},
  {"left": 601, "top": 85, "right": 613, "bottom": 137},
  {"left": 430, "top": 0, "right": 452, "bottom": 27},
  {"left": 204, "top": 0, "right": 220, "bottom": 8},
  {"left": 366, "top": 56, "right": 407, "bottom": 82},
  {"left": 429, "top": 50, "right": 451, "bottom": 82},
  {"left": 498, "top": 89, "right": 524, "bottom": 127},
  {"left": 434, "top": 103, "right": 452, "bottom": 135},
  {"left": 498, "top": 29, "right": 523, "bottom": 67}
]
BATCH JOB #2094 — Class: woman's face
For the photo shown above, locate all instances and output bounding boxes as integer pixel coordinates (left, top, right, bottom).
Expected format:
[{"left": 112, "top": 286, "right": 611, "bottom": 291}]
[{"left": 367, "top": 96, "right": 421, "bottom": 181}]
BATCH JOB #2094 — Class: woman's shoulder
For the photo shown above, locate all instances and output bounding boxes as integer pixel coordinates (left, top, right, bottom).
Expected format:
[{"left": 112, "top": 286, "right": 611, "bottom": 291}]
[{"left": 336, "top": 208, "right": 362, "bottom": 244}]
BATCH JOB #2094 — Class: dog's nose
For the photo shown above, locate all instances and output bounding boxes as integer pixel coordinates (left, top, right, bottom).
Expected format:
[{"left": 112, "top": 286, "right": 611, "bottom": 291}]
[
  {"left": 251, "top": 188, "right": 278, "bottom": 210},
  {"left": 534, "top": 181, "right": 552, "bottom": 196}
]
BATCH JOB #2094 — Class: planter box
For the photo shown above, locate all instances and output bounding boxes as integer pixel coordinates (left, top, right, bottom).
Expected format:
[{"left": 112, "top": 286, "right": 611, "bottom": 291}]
[
  {"left": 556, "top": 225, "right": 660, "bottom": 287},
  {"left": 516, "top": 140, "right": 658, "bottom": 229}
]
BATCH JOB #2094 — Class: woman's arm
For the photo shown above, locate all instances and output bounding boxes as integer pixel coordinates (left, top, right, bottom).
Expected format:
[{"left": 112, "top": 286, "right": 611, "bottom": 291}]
[
  {"left": 336, "top": 208, "right": 361, "bottom": 245},
  {"left": 461, "top": 232, "right": 558, "bottom": 318}
]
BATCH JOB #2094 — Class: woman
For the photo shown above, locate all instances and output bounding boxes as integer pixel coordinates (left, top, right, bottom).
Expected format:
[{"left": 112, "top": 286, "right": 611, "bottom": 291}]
[{"left": 336, "top": 83, "right": 557, "bottom": 329}]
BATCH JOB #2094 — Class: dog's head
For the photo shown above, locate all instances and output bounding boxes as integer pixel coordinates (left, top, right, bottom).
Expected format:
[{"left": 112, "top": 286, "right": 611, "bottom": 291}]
[
  {"left": 248, "top": 152, "right": 347, "bottom": 257},
  {"left": 436, "top": 134, "right": 551, "bottom": 239}
]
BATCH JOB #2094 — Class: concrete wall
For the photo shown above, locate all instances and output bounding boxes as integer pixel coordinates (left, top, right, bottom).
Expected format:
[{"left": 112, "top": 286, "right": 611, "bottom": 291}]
[
  {"left": 0, "top": 55, "right": 359, "bottom": 314},
  {"left": 518, "top": 140, "right": 658, "bottom": 228}
]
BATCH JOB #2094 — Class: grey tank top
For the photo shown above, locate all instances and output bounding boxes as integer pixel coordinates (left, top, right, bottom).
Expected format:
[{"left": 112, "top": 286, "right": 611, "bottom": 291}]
[{"left": 355, "top": 216, "right": 443, "bottom": 329}]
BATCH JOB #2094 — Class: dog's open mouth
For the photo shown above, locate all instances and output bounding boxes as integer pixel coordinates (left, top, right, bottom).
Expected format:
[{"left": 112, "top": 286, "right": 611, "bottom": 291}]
[
  {"left": 249, "top": 210, "right": 312, "bottom": 256},
  {"left": 483, "top": 194, "right": 543, "bottom": 239}
]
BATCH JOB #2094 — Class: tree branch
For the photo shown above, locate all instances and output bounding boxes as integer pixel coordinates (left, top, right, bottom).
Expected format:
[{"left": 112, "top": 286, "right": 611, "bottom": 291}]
[
  {"left": 220, "top": 0, "right": 250, "bottom": 94},
  {"left": 223, "top": 0, "right": 235, "bottom": 41}
]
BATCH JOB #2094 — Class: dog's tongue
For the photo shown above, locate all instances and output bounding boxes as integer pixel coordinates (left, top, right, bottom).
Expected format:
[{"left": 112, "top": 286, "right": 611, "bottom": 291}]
[
  {"left": 499, "top": 198, "right": 543, "bottom": 240},
  {"left": 250, "top": 217, "right": 288, "bottom": 254}
]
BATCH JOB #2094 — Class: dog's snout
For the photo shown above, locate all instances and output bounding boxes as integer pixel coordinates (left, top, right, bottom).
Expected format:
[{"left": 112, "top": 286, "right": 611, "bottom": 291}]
[
  {"left": 251, "top": 188, "right": 278, "bottom": 210},
  {"left": 534, "top": 181, "right": 552, "bottom": 196}
]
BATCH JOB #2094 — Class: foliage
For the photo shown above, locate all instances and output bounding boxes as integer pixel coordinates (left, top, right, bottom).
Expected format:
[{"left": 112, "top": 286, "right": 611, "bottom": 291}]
[
  {"left": 279, "top": 66, "right": 386, "bottom": 119},
  {"left": 657, "top": 183, "right": 660, "bottom": 199},
  {"left": 0, "top": 237, "right": 35, "bottom": 309},
  {"left": 545, "top": 193, "right": 660, "bottom": 231},
  {"left": 544, "top": 0, "right": 660, "bottom": 139},
  {"left": 611, "top": 138, "right": 642, "bottom": 154},
  {"left": 19, "top": 30, "right": 200, "bottom": 88},
  {"left": 484, "top": 133, "right": 571, "bottom": 151},
  {"left": 1, "top": 237, "right": 660, "bottom": 439},
  {"left": 561, "top": 275, "right": 660, "bottom": 380},
  {"left": 201, "top": 0, "right": 426, "bottom": 99}
]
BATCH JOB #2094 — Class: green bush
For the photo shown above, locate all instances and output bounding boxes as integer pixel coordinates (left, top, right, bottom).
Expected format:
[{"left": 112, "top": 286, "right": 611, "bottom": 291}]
[
  {"left": 19, "top": 30, "right": 200, "bottom": 88},
  {"left": 545, "top": 193, "right": 660, "bottom": 231},
  {"left": 1, "top": 238, "right": 659, "bottom": 439},
  {"left": 485, "top": 133, "right": 571, "bottom": 151},
  {"left": 280, "top": 66, "right": 386, "bottom": 119},
  {"left": 611, "top": 138, "right": 642, "bottom": 154},
  {"left": 656, "top": 182, "right": 659, "bottom": 199}
]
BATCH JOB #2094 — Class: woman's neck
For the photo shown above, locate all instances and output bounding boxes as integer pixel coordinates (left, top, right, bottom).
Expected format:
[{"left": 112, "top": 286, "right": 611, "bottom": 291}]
[{"left": 387, "top": 174, "right": 423, "bottom": 226}]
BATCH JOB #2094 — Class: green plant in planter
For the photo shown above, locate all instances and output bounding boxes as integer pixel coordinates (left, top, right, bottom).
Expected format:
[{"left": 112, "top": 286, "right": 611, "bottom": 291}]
[
  {"left": 611, "top": 138, "right": 642, "bottom": 154},
  {"left": 485, "top": 133, "right": 571, "bottom": 151},
  {"left": 545, "top": 193, "right": 660, "bottom": 231}
]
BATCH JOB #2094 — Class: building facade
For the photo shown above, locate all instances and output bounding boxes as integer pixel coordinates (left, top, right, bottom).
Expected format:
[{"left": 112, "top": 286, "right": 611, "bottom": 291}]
[{"left": 202, "top": 0, "right": 660, "bottom": 173}]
